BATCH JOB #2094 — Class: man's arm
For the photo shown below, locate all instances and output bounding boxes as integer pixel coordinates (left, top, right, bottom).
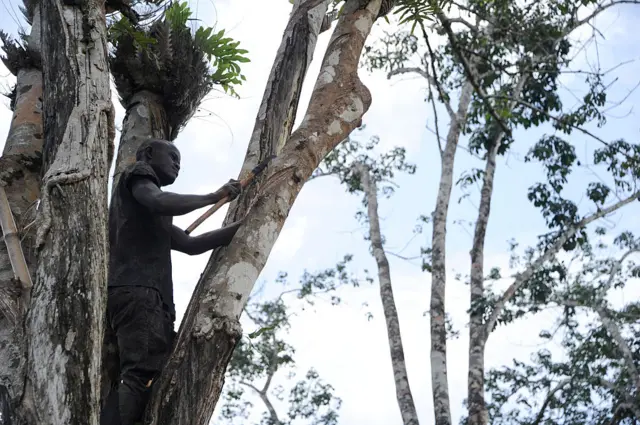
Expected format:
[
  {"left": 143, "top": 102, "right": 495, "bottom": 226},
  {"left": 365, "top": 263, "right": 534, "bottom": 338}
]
[
  {"left": 170, "top": 222, "right": 243, "bottom": 255},
  {"left": 130, "top": 179, "right": 219, "bottom": 216}
]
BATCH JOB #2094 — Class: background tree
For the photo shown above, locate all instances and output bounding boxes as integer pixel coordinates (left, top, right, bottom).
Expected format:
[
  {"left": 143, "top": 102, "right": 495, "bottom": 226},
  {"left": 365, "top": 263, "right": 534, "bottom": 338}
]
[
  {"left": 485, "top": 230, "right": 640, "bottom": 424},
  {"left": 312, "top": 133, "right": 420, "bottom": 425},
  {"left": 366, "top": 0, "right": 640, "bottom": 423},
  {"left": 218, "top": 260, "right": 357, "bottom": 425}
]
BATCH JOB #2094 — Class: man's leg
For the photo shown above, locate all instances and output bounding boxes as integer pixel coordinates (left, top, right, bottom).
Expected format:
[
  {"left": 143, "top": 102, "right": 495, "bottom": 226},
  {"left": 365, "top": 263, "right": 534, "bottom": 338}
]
[{"left": 108, "top": 287, "right": 169, "bottom": 425}]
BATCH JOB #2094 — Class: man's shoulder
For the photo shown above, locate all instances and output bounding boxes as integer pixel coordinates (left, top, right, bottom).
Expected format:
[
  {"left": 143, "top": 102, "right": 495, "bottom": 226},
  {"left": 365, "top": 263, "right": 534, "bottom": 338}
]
[{"left": 122, "top": 161, "right": 160, "bottom": 187}]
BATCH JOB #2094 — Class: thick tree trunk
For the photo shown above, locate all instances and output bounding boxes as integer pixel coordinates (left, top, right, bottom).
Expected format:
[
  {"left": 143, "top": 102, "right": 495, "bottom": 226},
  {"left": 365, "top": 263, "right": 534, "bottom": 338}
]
[
  {"left": 224, "top": 0, "right": 330, "bottom": 225},
  {"left": 0, "top": 10, "right": 43, "bottom": 423},
  {"left": 430, "top": 79, "right": 473, "bottom": 425},
  {"left": 145, "top": 1, "right": 381, "bottom": 424},
  {"left": 357, "top": 163, "right": 419, "bottom": 425},
  {"left": 19, "top": 2, "right": 114, "bottom": 424}
]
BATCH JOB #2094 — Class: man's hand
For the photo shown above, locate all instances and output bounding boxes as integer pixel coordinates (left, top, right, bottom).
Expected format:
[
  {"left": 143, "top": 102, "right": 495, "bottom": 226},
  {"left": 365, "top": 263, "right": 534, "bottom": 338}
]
[{"left": 211, "top": 179, "right": 242, "bottom": 203}]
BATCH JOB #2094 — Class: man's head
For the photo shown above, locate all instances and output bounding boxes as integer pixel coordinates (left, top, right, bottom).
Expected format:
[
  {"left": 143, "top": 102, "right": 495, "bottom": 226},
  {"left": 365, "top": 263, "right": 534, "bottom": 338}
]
[{"left": 136, "top": 139, "right": 181, "bottom": 186}]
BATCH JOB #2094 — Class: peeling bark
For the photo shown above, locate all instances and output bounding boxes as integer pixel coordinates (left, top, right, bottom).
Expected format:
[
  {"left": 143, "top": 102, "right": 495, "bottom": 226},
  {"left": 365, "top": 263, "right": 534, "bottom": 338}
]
[
  {"left": 19, "top": 1, "right": 114, "bottom": 424},
  {"left": 225, "top": 0, "right": 330, "bottom": 225},
  {"left": 430, "top": 78, "right": 474, "bottom": 425},
  {"left": 467, "top": 74, "right": 528, "bottom": 425},
  {"left": 357, "top": 163, "right": 419, "bottom": 425},
  {"left": 0, "top": 10, "right": 43, "bottom": 423},
  {"left": 145, "top": 1, "right": 381, "bottom": 424}
]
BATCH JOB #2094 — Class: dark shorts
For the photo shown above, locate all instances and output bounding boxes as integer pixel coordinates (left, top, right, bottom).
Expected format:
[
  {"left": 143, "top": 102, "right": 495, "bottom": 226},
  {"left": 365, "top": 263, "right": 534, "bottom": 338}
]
[{"left": 102, "top": 286, "right": 176, "bottom": 425}]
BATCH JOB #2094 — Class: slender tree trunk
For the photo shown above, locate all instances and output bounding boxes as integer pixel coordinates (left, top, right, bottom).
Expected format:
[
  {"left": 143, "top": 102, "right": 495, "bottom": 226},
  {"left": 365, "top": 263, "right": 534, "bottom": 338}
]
[
  {"left": 430, "top": 79, "right": 473, "bottom": 425},
  {"left": 145, "top": 1, "right": 381, "bottom": 424},
  {"left": 112, "top": 90, "right": 170, "bottom": 187},
  {"left": 357, "top": 163, "right": 420, "bottom": 425},
  {"left": 466, "top": 141, "right": 498, "bottom": 425},
  {"left": 467, "top": 74, "right": 528, "bottom": 425},
  {"left": 19, "top": 2, "right": 115, "bottom": 424},
  {"left": 0, "top": 9, "right": 43, "bottom": 423}
]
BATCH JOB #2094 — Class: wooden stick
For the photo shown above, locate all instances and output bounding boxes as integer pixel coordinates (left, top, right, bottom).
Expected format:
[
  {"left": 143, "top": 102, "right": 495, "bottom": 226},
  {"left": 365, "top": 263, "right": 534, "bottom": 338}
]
[
  {"left": 185, "top": 155, "right": 275, "bottom": 235},
  {"left": 0, "top": 186, "right": 32, "bottom": 310}
]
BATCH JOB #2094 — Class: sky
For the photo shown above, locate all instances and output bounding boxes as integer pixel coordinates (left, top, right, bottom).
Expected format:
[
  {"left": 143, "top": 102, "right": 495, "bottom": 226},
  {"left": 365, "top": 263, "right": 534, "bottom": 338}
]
[{"left": 0, "top": 1, "right": 639, "bottom": 424}]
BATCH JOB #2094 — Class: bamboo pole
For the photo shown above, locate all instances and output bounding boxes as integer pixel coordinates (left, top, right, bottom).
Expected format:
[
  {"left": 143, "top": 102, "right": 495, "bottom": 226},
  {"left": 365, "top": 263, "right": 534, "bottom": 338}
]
[{"left": 0, "top": 185, "right": 32, "bottom": 312}]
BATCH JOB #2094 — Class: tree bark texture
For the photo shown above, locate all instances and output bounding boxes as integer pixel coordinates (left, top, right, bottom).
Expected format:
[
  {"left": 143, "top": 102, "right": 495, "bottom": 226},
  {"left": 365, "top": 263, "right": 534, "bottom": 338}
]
[
  {"left": 145, "top": 1, "right": 381, "bottom": 424},
  {"left": 357, "top": 163, "right": 419, "bottom": 425},
  {"left": 224, "top": 0, "right": 330, "bottom": 225},
  {"left": 0, "top": 10, "right": 43, "bottom": 422},
  {"left": 430, "top": 79, "right": 474, "bottom": 425},
  {"left": 467, "top": 73, "right": 528, "bottom": 425},
  {"left": 111, "top": 90, "right": 170, "bottom": 188},
  {"left": 20, "top": 2, "right": 114, "bottom": 424}
]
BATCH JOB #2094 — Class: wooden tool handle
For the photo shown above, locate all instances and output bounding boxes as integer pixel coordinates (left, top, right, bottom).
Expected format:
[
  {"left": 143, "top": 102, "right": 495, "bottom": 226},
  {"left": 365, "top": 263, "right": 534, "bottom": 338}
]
[{"left": 184, "top": 174, "right": 254, "bottom": 235}]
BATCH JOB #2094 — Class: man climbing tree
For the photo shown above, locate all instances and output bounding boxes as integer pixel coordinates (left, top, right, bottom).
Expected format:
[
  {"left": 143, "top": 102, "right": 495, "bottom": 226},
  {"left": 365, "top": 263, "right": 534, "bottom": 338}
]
[{"left": 101, "top": 139, "right": 243, "bottom": 425}]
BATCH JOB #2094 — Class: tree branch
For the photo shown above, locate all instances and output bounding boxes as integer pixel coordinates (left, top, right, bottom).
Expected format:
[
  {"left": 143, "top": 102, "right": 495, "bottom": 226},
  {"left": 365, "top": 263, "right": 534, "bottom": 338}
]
[
  {"left": 432, "top": 11, "right": 512, "bottom": 137},
  {"left": 530, "top": 378, "right": 572, "bottom": 425},
  {"left": 485, "top": 191, "right": 640, "bottom": 336},
  {"left": 239, "top": 381, "right": 281, "bottom": 424}
]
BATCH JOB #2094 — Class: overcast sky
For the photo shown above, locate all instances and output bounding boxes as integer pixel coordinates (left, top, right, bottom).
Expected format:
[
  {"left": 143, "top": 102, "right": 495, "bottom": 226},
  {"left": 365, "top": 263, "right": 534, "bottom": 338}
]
[{"left": 0, "top": 1, "right": 639, "bottom": 424}]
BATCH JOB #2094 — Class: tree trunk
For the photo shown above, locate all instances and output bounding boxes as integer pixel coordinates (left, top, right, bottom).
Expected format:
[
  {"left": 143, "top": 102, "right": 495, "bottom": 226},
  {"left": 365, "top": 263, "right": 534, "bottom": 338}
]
[
  {"left": 466, "top": 142, "right": 498, "bottom": 425},
  {"left": 112, "top": 90, "right": 170, "bottom": 188},
  {"left": 0, "top": 10, "right": 43, "bottom": 423},
  {"left": 430, "top": 79, "right": 473, "bottom": 425},
  {"left": 224, "top": 0, "right": 330, "bottom": 225},
  {"left": 101, "top": 89, "right": 170, "bottom": 406},
  {"left": 145, "top": 1, "right": 381, "bottom": 424},
  {"left": 467, "top": 73, "right": 528, "bottom": 425},
  {"left": 357, "top": 163, "right": 419, "bottom": 425},
  {"left": 19, "top": 2, "right": 114, "bottom": 424}
]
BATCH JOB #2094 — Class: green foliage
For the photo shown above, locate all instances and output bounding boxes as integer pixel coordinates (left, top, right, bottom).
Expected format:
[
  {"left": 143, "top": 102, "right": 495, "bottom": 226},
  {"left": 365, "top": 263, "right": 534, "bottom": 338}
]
[
  {"left": 393, "top": 0, "right": 452, "bottom": 31},
  {"left": 313, "top": 130, "right": 416, "bottom": 199},
  {"left": 109, "top": 2, "right": 250, "bottom": 138},
  {"left": 485, "top": 232, "right": 640, "bottom": 424},
  {"left": 219, "top": 258, "right": 366, "bottom": 425}
]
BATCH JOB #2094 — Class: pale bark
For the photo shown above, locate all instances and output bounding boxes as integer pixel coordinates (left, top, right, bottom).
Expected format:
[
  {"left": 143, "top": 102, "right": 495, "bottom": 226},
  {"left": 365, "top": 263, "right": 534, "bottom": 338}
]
[
  {"left": 430, "top": 78, "right": 474, "bottom": 425},
  {"left": 0, "top": 10, "right": 43, "bottom": 422},
  {"left": 145, "top": 1, "right": 381, "bottom": 424},
  {"left": 357, "top": 163, "right": 419, "bottom": 425},
  {"left": 20, "top": 2, "right": 114, "bottom": 424},
  {"left": 467, "top": 73, "right": 529, "bottom": 425},
  {"left": 224, "top": 0, "right": 330, "bottom": 225}
]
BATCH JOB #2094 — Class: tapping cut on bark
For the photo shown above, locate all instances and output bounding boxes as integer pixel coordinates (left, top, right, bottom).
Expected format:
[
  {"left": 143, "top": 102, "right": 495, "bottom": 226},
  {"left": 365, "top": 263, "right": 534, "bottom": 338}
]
[{"left": 145, "top": 1, "right": 382, "bottom": 424}]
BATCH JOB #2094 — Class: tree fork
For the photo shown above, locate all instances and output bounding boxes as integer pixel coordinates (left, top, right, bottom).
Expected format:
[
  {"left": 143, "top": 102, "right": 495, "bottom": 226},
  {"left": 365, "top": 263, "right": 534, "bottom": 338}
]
[{"left": 145, "top": 1, "right": 382, "bottom": 424}]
